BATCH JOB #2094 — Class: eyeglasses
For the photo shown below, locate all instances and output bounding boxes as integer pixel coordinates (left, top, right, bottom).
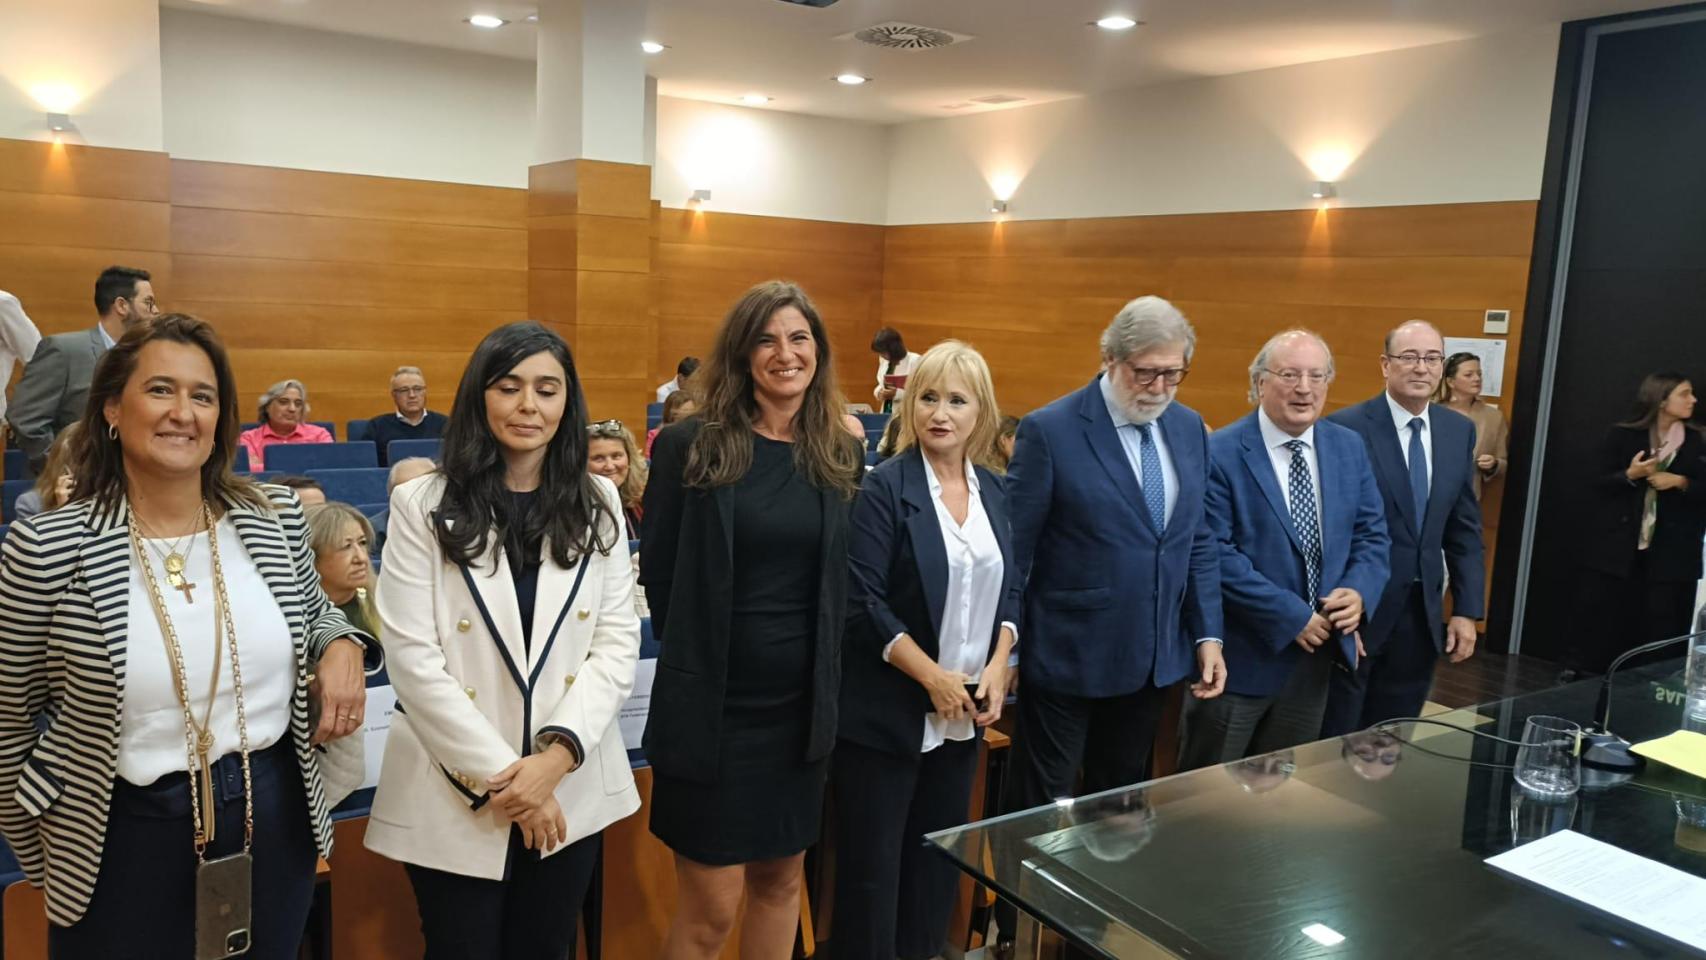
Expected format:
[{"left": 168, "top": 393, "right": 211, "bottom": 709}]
[
  {"left": 391, "top": 386, "right": 426, "bottom": 396},
  {"left": 588, "top": 418, "right": 625, "bottom": 437},
  {"left": 1264, "top": 369, "right": 1332, "bottom": 387},
  {"left": 1384, "top": 352, "right": 1445, "bottom": 369},
  {"left": 1124, "top": 363, "right": 1190, "bottom": 387}
]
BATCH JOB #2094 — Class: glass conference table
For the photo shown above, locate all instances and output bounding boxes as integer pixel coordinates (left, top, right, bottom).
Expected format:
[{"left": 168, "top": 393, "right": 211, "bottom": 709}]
[{"left": 928, "top": 660, "right": 1706, "bottom": 959}]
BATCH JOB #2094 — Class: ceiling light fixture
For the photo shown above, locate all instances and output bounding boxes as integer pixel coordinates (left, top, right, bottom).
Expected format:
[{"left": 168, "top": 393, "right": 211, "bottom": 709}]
[
  {"left": 467, "top": 14, "right": 507, "bottom": 29},
  {"left": 46, "top": 113, "right": 76, "bottom": 135},
  {"left": 740, "top": 93, "right": 772, "bottom": 106},
  {"left": 991, "top": 199, "right": 1009, "bottom": 215},
  {"left": 1094, "top": 15, "right": 1139, "bottom": 30},
  {"left": 641, "top": 40, "right": 666, "bottom": 54},
  {"left": 1311, "top": 181, "right": 1337, "bottom": 200},
  {"left": 835, "top": 73, "right": 869, "bottom": 85}
]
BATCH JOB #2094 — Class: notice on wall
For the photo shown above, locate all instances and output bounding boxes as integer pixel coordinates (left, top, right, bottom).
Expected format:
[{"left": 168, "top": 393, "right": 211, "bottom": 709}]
[
  {"left": 620, "top": 658, "right": 657, "bottom": 752},
  {"left": 1442, "top": 337, "right": 1508, "bottom": 398},
  {"left": 363, "top": 684, "right": 397, "bottom": 790}
]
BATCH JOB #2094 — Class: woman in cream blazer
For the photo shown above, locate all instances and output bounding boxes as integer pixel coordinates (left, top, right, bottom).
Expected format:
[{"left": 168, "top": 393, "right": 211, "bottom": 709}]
[{"left": 364, "top": 321, "right": 641, "bottom": 959}]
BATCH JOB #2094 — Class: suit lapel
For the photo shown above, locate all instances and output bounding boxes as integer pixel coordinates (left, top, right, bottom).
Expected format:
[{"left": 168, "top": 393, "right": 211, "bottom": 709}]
[
  {"left": 525, "top": 542, "right": 591, "bottom": 681},
  {"left": 1078, "top": 378, "right": 1153, "bottom": 533},
  {"left": 1362, "top": 399, "right": 1419, "bottom": 535},
  {"left": 78, "top": 498, "right": 132, "bottom": 668},
  {"left": 1239, "top": 416, "right": 1306, "bottom": 556},
  {"left": 451, "top": 525, "right": 529, "bottom": 693},
  {"left": 900, "top": 452, "right": 950, "bottom": 638}
]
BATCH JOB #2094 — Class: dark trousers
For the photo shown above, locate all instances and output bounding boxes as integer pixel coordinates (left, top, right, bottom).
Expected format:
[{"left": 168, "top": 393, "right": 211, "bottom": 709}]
[
  {"left": 1321, "top": 584, "right": 1438, "bottom": 737},
  {"left": 1568, "top": 554, "right": 1698, "bottom": 674},
  {"left": 405, "top": 827, "right": 600, "bottom": 960},
  {"left": 49, "top": 740, "right": 317, "bottom": 960},
  {"left": 830, "top": 736, "right": 979, "bottom": 960},
  {"left": 1177, "top": 645, "right": 1334, "bottom": 770},
  {"left": 995, "top": 682, "right": 1168, "bottom": 948}
]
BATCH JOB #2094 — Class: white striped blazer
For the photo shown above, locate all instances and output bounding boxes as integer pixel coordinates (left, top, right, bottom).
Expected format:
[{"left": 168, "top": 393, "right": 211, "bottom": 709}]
[{"left": 0, "top": 484, "right": 376, "bottom": 926}]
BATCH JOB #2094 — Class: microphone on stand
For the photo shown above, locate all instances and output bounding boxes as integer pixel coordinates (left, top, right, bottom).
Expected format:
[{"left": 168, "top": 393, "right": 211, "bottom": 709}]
[{"left": 1580, "top": 629, "right": 1705, "bottom": 774}]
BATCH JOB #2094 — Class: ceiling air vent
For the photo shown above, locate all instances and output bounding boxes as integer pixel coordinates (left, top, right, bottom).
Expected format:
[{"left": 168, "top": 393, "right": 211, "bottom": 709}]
[{"left": 841, "top": 21, "right": 974, "bottom": 50}]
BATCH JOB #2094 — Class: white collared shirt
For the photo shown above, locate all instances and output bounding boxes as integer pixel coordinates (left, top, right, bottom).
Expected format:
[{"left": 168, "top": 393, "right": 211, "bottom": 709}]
[
  {"left": 1098, "top": 374, "right": 1179, "bottom": 526},
  {"left": 919, "top": 457, "right": 1005, "bottom": 752},
  {"left": 1384, "top": 391, "right": 1433, "bottom": 484},
  {"left": 1257, "top": 407, "right": 1323, "bottom": 524},
  {"left": 97, "top": 322, "right": 115, "bottom": 350},
  {"left": 0, "top": 292, "right": 41, "bottom": 422}
]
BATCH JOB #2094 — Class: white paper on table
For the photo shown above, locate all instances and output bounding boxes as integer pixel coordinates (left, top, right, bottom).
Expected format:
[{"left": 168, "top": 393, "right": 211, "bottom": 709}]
[
  {"left": 362, "top": 684, "right": 398, "bottom": 790},
  {"left": 1485, "top": 829, "right": 1706, "bottom": 950},
  {"left": 1442, "top": 336, "right": 1508, "bottom": 398},
  {"left": 619, "top": 659, "right": 656, "bottom": 752}
]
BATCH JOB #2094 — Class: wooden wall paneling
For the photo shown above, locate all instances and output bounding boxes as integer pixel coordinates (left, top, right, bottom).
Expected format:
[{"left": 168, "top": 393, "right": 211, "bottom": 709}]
[
  {"left": 172, "top": 159, "right": 526, "bottom": 228},
  {"left": 329, "top": 817, "right": 426, "bottom": 960},
  {"left": 171, "top": 207, "right": 526, "bottom": 270},
  {"left": 0, "top": 138, "right": 171, "bottom": 202}
]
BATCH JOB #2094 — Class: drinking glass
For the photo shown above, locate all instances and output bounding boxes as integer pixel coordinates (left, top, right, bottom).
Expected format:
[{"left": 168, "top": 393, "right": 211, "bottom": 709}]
[{"left": 1513, "top": 715, "right": 1581, "bottom": 799}]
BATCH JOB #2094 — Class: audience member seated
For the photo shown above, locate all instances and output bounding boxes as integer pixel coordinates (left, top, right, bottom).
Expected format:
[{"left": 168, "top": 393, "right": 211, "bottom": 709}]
[
  {"left": 371, "top": 456, "right": 436, "bottom": 558},
  {"left": 588, "top": 419, "right": 646, "bottom": 538},
  {"left": 367, "top": 365, "right": 447, "bottom": 465},
  {"left": 873, "top": 412, "right": 904, "bottom": 463},
  {"left": 12, "top": 422, "right": 82, "bottom": 521},
  {"left": 273, "top": 474, "right": 327, "bottom": 507},
  {"left": 306, "top": 501, "right": 380, "bottom": 637},
  {"left": 239, "top": 378, "right": 332, "bottom": 470},
  {"left": 993, "top": 414, "right": 1021, "bottom": 472},
  {"left": 656, "top": 355, "right": 700, "bottom": 403},
  {"left": 646, "top": 390, "right": 697, "bottom": 456}
]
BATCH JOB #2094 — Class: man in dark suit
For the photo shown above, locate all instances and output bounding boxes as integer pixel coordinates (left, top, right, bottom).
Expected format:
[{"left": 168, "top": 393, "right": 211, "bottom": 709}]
[
  {"left": 7, "top": 266, "right": 157, "bottom": 473},
  {"left": 1179, "top": 330, "right": 1390, "bottom": 767},
  {"left": 1321, "top": 320, "right": 1485, "bottom": 735},
  {"left": 1004, "top": 295, "right": 1226, "bottom": 815}
]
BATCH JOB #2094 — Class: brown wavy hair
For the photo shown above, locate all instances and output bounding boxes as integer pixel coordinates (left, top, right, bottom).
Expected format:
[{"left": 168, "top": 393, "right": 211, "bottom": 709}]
[
  {"left": 684, "top": 280, "right": 863, "bottom": 498},
  {"left": 76, "top": 313, "right": 268, "bottom": 512}
]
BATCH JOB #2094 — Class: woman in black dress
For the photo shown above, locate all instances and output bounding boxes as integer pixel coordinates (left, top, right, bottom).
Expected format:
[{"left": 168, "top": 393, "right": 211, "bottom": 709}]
[{"left": 640, "top": 280, "right": 864, "bottom": 960}]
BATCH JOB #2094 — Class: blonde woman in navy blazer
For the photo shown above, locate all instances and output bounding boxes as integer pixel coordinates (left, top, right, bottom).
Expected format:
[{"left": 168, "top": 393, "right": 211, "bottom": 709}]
[{"left": 834, "top": 341, "right": 1020, "bottom": 960}]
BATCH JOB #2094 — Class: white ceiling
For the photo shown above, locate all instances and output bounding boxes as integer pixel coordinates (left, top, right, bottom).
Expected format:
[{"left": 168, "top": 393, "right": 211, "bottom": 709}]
[{"left": 162, "top": 0, "right": 1677, "bottom": 123}]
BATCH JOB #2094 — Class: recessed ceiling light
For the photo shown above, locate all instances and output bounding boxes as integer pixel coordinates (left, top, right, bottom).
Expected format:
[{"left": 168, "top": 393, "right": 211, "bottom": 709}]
[
  {"left": 525, "top": 13, "right": 538, "bottom": 22},
  {"left": 1094, "top": 15, "right": 1139, "bottom": 30},
  {"left": 641, "top": 40, "right": 666, "bottom": 54},
  {"left": 467, "top": 14, "right": 506, "bottom": 29},
  {"left": 740, "top": 93, "right": 772, "bottom": 106},
  {"left": 835, "top": 73, "right": 869, "bottom": 85}
]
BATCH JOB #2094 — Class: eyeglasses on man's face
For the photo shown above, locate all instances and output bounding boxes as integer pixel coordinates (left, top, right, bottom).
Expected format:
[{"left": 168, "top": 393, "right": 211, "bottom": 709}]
[
  {"left": 392, "top": 385, "right": 426, "bottom": 396},
  {"left": 1264, "top": 369, "right": 1332, "bottom": 387},
  {"left": 1123, "top": 362, "right": 1190, "bottom": 387},
  {"left": 1383, "top": 352, "right": 1445, "bottom": 369}
]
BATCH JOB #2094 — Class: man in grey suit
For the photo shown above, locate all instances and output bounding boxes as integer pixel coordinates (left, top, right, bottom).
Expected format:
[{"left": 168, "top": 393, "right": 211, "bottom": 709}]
[{"left": 7, "top": 266, "right": 158, "bottom": 473}]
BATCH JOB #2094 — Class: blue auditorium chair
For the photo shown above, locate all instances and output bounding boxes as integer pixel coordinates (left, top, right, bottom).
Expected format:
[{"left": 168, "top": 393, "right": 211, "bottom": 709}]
[
  {"left": 387, "top": 438, "right": 441, "bottom": 464},
  {"left": 2, "top": 479, "right": 30, "bottom": 522},
  {"left": 346, "top": 419, "right": 374, "bottom": 443},
  {"left": 266, "top": 442, "right": 379, "bottom": 473},
  {"left": 856, "top": 412, "right": 889, "bottom": 431},
  {"left": 305, "top": 468, "right": 388, "bottom": 506},
  {"left": 3, "top": 449, "right": 29, "bottom": 480}
]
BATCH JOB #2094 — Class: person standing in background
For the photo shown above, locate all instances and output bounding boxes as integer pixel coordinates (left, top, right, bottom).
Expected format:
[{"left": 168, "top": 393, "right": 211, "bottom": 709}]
[
  {"left": 1435, "top": 352, "right": 1509, "bottom": 501},
  {"left": 0, "top": 291, "right": 43, "bottom": 481},
  {"left": 871, "top": 327, "right": 922, "bottom": 415},
  {"left": 8, "top": 266, "right": 158, "bottom": 474},
  {"left": 657, "top": 356, "right": 700, "bottom": 403}
]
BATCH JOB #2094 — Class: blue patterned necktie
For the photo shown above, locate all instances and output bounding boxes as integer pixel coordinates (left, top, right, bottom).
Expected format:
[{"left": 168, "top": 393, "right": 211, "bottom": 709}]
[
  {"left": 1136, "top": 423, "right": 1166, "bottom": 533},
  {"left": 1407, "top": 418, "right": 1429, "bottom": 523},
  {"left": 1283, "top": 439, "right": 1322, "bottom": 601}
]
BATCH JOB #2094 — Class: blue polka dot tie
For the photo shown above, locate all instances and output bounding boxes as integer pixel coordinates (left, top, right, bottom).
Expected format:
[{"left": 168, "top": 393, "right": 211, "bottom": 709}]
[
  {"left": 1283, "top": 439, "right": 1322, "bottom": 601},
  {"left": 1137, "top": 423, "right": 1166, "bottom": 533}
]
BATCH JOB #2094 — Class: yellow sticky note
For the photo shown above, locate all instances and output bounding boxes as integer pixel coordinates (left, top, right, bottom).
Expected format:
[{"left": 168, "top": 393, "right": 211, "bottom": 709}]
[{"left": 1630, "top": 730, "right": 1706, "bottom": 780}]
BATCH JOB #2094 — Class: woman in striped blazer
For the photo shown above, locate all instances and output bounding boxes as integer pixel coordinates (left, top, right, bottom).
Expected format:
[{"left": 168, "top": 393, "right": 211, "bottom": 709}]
[{"left": 0, "top": 314, "right": 377, "bottom": 959}]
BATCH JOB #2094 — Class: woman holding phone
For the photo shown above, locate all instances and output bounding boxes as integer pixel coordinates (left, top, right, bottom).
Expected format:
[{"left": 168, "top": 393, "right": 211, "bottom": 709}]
[{"left": 833, "top": 340, "right": 1019, "bottom": 960}]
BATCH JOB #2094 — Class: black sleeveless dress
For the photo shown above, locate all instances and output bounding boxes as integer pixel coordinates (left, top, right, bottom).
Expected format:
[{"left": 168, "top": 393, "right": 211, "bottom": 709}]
[{"left": 649, "top": 435, "right": 829, "bottom": 863}]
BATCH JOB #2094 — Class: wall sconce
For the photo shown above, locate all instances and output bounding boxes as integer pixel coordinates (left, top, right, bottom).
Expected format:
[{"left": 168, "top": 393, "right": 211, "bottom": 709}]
[
  {"left": 1311, "top": 181, "right": 1336, "bottom": 200},
  {"left": 990, "top": 199, "right": 1009, "bottom": 214},
  {"left": 46, "top": 113, "right": 76, "bottom": 135},
  {"left": 689, "top": 189, "right": 712, "bottom": 206}
]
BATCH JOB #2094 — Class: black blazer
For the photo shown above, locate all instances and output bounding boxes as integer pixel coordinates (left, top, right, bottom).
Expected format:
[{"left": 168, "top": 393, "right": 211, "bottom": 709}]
[
  {"left": 840, "top": 449, "right": 1021, "bottom": 757},
  {"left": 1582, "top": 424, "right": 1706, "bottom": 582},
  {"left": 1327, "top": 396, "right": 1484, "bottom": 653},
  {"left": 638, "top": 418, "right": 852, "bottom": 783}
]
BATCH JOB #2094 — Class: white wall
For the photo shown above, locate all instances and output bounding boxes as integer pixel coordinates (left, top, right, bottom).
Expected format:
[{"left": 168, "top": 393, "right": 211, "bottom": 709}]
[
  {"left": 0, "top": 0, "right": 163, "bottom": 150},
  {"left": 652, "top": 96, "right": 891, "bottom": 225},
  {"left": 160, "top": 9, "right": 535, "bottom": 188},
  {"left": 886, "top": 27, "right": 1562, "bottom": 224}
]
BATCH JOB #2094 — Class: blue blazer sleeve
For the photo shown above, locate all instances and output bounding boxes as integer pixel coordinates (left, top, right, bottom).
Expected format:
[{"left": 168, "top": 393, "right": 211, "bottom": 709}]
[
  {"left": 1337, "top": 443, "right": 1393, "bottom": 625},
  {"left": 1205, "top": 455, "right": 1316, "bottom": 653},
  {"left": 1004, "top": 415, "right": 1054, "bottom": 638},
  {"left": 1184, "top": 419, "right": 1224, "bottom": 642},
  {"left": 1442, "top": 422, "right": 1486, "bottom": 620},
  {"left": 846, "top": 465, "right": 911, "bottom": 652}
]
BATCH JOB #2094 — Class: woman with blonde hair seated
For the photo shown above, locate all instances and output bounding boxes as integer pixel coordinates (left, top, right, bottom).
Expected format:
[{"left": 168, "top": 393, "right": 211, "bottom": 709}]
[
  {"left": 12, "top": 422, "right": 82, "bottom": 521},
  {"left": 304, "top": 502, "right": 380, "bottom": 638}
]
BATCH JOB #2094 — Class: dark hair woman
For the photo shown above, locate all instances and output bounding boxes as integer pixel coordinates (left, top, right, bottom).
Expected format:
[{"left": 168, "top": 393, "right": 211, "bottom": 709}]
[
  {"left": 641, "top": 280, "right": 863, "bottom": 959},
  {"left": 1572, "top": 372, "right": 1706, "bottom": 674},
  {"left": 1433, "top": 352, "right": 1509, "bottom": 500},
  {"left": 364, "top": 320, "right": 641, "bottom": 959},
  {"left": 870, "top": 326, "right": 921, "bottom": 415},
  {"left": 0, "top": 314, "right": 377, "bottom": 957}
]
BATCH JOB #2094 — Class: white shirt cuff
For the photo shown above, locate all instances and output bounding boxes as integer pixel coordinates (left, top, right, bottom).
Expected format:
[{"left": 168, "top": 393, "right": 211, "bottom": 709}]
[
  {"left": 1195, "top": 637, "right": 1224, "bottom": 645},
  {"left": 882, "top": 633, "right": 905, "bottom": 662}
]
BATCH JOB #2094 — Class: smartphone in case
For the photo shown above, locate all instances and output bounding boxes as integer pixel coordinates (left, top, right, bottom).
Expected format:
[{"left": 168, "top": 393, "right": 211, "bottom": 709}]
[{"left": 195, "top": 851, "right": 253, "bottom": 959}]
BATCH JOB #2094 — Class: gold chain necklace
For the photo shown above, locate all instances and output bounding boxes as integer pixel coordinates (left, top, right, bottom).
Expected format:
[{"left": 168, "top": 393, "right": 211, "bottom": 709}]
[
  {"left": 134, "top": 511, "right": 205, "bottom": 603},
  {"left": 130, "top": 503, "right": 255, "bottom": 857}
]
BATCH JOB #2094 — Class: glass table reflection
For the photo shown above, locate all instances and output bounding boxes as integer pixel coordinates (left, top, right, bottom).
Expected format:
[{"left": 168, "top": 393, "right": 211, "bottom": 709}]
[{"left": 928, "top": 661, "right": 1706, "bottom": 959}]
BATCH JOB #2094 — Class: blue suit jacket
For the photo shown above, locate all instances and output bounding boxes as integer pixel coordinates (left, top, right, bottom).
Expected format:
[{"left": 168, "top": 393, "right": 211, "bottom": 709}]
[
  {"left": 1007, "top": 377, "right": 1223, "bottom": 697},
  {"left": 841, "top": 449, "right": 1020, "bottom": 756},
  {"left": 1206, "top": 411, "right": 1391, "bottom": 698},
  {"left": 1327, "top": 396, "right": 1485, "bottom": 653}
]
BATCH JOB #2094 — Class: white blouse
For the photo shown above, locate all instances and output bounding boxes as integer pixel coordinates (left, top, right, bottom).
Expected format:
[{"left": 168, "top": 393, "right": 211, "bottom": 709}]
[
  {"left": 875, "top": 351, "right": 923, "bottom": 405},
  {"left": 118, "top": 518, "right": 295, "bottom": 786},
  {"left": 916, "top": 458, "right": 1005, "bottom": 753}
]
